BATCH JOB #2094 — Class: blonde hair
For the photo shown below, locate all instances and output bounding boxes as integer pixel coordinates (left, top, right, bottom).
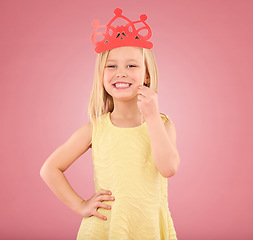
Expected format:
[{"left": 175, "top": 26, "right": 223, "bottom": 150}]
[{"left": 87, "top": 47, "right": 168, "bottom": 134}]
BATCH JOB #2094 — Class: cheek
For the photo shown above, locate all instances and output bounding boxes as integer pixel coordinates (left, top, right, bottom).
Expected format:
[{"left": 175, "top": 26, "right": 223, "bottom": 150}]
[
  {"left": 133, "top": 72, "right": 144, "bottom": 83},
  {"left": 103, "top": 71, "right": 113, "bottom": 82}
]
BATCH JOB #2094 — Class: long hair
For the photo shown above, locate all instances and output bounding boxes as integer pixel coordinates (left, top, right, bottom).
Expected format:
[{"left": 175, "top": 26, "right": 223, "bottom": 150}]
[{"left": 87, "top": 47, "right": 168, "bottom": 135}]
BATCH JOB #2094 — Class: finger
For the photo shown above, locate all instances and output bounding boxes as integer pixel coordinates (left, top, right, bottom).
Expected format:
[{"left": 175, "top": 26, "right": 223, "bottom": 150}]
[
  {"left": 97, "top": 189, "right": 111, "bottom": 196},
  {"left": 99, "top": 202, "right": 111, "bottom": 210},
  {"left": 138, "top": 87, "right": 152, "bottom": 96},
  {"left": 93, "top": 210, "right": 107, "bottom": 221},
  {"left": 137, "top": 94, "right": 145, "bottom": 101},
  {"left": 139, "top": 85, "right": 153, "bottom": 95},
  {"left": 137, "top": 89, "right": 146, "bottom": 97},
  {"left": 97, "top": 194, "right": 115, "bottom": 202},
  {"left": 138, "top": 84, "right": 150, "bottom": 90}
]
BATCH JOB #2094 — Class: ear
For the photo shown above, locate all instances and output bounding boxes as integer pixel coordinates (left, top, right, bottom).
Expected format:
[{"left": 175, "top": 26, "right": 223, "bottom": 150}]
[{"left": 144, "top": 76, "right": 150, "bottom": 87}]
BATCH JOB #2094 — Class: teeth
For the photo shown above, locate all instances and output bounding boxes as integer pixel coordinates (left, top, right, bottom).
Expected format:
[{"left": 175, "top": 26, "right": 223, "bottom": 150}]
[{"left": 115, "top": 83, "right": 131, "bottom": 88}]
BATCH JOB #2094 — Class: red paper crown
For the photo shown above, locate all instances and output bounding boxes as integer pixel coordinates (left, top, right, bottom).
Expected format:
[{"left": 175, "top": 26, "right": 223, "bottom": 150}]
[{"left": 91, "top": 8, "right": 153, "bottom": 53}]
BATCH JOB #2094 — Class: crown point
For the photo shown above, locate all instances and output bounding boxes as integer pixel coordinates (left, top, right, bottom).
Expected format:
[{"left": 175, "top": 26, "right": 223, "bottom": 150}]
[
  {"left": 114, "top": 8, "right": 122, "bottom": 16},
  {"left": 92, "top": 19, "right": 100, "bottom": 27},
  {"left": 92, "top": 8, "right": 153, "bottom": 53},
  {"left": 140, "top": 14, "right": 147, "bottom": 21}
]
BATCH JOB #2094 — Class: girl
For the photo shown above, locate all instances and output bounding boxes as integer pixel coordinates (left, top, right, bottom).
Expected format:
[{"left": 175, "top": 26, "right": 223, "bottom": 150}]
[{"left": 40, "top": 8, "right": 180, "bottom": 240}]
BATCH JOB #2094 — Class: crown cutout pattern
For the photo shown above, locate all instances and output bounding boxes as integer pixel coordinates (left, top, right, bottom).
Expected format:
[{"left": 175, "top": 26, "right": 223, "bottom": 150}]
[{"left": 91, "top": 8, "right": 153, "bottom": 53}]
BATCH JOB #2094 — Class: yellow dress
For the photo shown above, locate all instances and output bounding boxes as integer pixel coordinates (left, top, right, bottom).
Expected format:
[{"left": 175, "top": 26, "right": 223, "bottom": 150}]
[{"left": 77, "top": 112, "right": 178, "bottom": 240}]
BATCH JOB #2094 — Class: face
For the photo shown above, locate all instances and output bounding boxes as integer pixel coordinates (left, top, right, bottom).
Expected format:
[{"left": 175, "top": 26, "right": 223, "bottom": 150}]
[{"left": 103, "top": 46, "right": 148, "bottom": 101}]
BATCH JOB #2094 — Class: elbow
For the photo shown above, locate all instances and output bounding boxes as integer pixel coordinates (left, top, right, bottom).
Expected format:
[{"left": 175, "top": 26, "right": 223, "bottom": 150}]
[
  {"left": 40, "top": 162, "right": 54, "bottom": 182},
  {"left": 161, "top": 169, "right": 177, "bottom": 178},
  {"left": 161, "top": 155, "right": 180, "bottom": 178},
  {"left": 40, "top": 161, "right": 63, "bottom": 182},
  {"left": 40, "top": 163, "right": 48, "bottom": 181}
]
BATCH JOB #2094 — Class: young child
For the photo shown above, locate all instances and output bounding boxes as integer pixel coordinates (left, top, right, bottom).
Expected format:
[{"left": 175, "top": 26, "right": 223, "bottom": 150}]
[{"left": 40, "top": 8, "right": 180, "bottom": 240}]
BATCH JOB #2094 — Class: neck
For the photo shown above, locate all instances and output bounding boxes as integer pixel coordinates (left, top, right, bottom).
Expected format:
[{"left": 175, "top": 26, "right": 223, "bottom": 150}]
[{"left": 110, "top": 97, "right": 142, "bottom": 120}]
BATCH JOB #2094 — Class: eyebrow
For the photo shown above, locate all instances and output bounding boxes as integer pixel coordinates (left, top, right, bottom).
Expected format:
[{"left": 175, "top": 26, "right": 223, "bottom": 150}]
[{"left": 106, "top": 59, "right": 138, "bottom": 62}]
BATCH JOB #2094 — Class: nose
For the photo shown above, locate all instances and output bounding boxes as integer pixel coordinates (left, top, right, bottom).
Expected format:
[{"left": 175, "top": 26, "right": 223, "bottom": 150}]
[{"left": 116, "top": 69, "right": 127, "bottom": 78}]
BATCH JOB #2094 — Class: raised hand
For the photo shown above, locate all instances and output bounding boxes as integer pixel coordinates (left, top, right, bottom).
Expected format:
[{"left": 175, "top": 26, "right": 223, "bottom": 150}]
[{"left": 137, "top": 85, "right": 160, "bottom": 121}]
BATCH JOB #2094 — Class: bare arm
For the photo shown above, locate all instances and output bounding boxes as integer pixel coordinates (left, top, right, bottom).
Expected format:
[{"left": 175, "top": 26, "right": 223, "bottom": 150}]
[
  {"left": 145, "top": 114, "right": 180, "bottom": 178},
  {"left": 40, "top": 121, "right": 92, "bottom": 215}
]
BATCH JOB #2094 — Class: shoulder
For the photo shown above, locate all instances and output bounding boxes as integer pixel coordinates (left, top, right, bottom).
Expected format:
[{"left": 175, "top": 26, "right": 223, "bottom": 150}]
[
  {"left": 80, "top": 120, "right": 93, "bottom": 131},
  {"left": 59, "top": 120, "right": 93, "bottom": 159},
  {"left": 85, "top": 113, "right": 108, "bottom": 148},
  {"left": 79, "top": 120, "right": 93, "bottom": 148},
  {"left": 160, "top": 112, "right": 177, "bottom": 147}
]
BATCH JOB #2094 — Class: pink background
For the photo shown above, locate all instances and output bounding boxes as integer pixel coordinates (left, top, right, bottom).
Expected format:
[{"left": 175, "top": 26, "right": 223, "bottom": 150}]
[{"left": 0, "top": 0, "right": 252, "bottom": 239}]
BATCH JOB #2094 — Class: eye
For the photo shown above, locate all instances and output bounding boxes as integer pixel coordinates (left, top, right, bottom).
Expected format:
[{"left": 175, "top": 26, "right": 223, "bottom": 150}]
[{"left": 106, "top": 65, "right": 136, "bottom": 68}]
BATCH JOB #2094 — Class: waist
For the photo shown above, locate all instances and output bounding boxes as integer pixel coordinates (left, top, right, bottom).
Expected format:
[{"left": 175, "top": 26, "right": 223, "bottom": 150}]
[
  {"left": 95, "top": 190, "right": 168, "bottom": 203},
  {"left": 113, "top": 196, "right": 167, "bottom": 203}
]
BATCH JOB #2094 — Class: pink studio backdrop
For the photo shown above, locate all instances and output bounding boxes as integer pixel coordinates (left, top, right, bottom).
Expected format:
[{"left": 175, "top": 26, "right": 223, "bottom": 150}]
[{"left": 0, "top": 0, "right": 252, "bottom": 239}]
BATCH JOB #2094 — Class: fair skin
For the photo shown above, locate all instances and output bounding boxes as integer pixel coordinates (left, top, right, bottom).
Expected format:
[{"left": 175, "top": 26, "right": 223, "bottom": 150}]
[
  {"left": 103, "top": 46, "right": 149, "bottom": 125},
  {"left": 40, "top": 121, "right": 114, "bottom": 221},
  {"left": 40, "top": 46, "right": 180, "bottom": 222},
  {"left": 104, "top": 46, "right": 180, "bottom": 177}
]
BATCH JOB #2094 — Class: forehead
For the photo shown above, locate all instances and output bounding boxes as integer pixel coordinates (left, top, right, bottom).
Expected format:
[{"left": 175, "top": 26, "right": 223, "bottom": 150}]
[{"left": 106, "top": 46, "right": 143, "bottom": 62}]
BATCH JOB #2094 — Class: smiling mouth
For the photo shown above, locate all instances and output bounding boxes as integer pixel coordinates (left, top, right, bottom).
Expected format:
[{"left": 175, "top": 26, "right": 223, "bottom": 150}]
[{"left": 113, "top": 83, "right": 132, "bottom": 89}]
